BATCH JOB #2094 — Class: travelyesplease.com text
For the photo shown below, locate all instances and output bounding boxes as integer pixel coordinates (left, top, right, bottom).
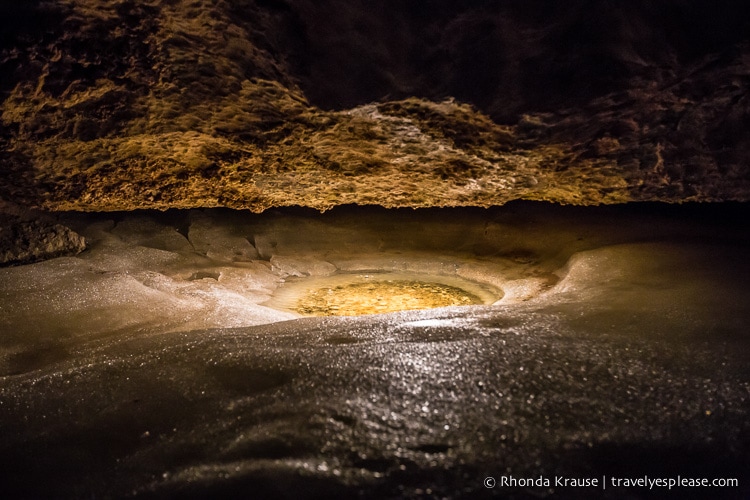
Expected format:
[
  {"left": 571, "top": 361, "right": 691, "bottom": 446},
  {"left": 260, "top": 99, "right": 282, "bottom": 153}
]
[{"left": 484, "top": 474, "right": 739, "bottom": 490}]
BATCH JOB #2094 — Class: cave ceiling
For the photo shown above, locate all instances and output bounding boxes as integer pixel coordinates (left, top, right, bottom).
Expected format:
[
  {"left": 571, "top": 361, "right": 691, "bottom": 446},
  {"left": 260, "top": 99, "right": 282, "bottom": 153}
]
[{"left": 1, "top": 0, "right": 749, "bottom": 212}]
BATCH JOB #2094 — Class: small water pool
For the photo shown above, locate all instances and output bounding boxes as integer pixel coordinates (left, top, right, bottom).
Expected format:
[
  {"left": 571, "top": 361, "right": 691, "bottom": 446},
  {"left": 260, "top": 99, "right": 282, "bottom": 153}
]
[{"left": 265, "top": 272, "right": 503, "bottom": 316}]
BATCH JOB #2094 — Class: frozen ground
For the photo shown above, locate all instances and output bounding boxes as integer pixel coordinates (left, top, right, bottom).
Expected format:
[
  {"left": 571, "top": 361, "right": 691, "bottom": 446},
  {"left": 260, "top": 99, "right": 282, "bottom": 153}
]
[{"left": 0, "top": 203, "right": 749, "bottom": 499}]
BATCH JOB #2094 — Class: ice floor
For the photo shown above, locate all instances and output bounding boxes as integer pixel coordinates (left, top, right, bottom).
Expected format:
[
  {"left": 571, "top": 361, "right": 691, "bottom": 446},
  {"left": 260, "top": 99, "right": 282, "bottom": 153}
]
[{"left": 1, "top": 203, "right": 749, "bottom": 499}]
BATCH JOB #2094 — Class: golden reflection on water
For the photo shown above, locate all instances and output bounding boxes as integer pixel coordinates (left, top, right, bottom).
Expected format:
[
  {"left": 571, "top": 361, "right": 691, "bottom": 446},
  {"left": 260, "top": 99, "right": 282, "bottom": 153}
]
[{"left": 295, "top": 280, "right": 482, "bottom": 316}]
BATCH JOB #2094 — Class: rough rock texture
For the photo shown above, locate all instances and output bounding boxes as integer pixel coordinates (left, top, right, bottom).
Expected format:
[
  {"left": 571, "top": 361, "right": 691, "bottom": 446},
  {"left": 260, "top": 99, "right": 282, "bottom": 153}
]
[
  {"left": 0, "top": 213, "right": 85, "bottom": 266},
  {"left": 1, "top": 0, "right": 749, "bottom": 211}
]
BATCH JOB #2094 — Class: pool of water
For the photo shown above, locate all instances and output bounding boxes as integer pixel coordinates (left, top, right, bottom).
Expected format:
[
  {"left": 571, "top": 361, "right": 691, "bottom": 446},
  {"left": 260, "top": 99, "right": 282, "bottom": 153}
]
[{"left": 267, "top": 272, "right": 502, "bottom": 316}]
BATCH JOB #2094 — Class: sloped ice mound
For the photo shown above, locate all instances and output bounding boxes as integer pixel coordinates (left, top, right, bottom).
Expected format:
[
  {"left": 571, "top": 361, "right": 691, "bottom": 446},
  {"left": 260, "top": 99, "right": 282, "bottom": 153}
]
[{"left": 1, "top": 204, "right": 749, "bottom": 499}]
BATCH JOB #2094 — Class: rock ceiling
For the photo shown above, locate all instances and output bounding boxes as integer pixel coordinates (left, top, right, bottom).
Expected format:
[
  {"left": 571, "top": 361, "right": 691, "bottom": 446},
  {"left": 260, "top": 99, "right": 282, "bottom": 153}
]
[{"left": 1, "top": 0, "right": 749, "bottom": 212}]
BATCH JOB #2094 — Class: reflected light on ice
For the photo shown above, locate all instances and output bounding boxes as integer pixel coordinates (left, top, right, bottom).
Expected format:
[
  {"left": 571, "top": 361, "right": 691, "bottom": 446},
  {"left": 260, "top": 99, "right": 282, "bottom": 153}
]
[{"left": 399, "top": 319, "right": 462, "bottom": 329}]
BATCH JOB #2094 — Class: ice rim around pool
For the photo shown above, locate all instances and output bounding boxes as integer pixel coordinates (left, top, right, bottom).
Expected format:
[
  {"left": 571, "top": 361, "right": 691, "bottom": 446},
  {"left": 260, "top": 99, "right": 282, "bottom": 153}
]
[{"left": 16, "top": 202, "right": 747, "bottom": 340}]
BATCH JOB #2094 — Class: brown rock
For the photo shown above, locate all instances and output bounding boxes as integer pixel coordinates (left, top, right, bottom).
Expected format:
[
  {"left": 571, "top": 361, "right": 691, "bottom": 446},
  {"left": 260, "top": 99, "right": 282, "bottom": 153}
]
[
  {"left": 1, "top": 1, "right": 749, "bottom": 212},
  {"left": 0, "top": 215, "right": 86, "bottom": 266}
]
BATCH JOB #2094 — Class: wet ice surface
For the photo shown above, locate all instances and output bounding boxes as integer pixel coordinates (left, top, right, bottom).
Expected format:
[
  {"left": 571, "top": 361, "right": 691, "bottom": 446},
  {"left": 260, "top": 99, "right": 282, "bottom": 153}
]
[{"left": 1, "top": 204, "right": 749, "bottom": 499}]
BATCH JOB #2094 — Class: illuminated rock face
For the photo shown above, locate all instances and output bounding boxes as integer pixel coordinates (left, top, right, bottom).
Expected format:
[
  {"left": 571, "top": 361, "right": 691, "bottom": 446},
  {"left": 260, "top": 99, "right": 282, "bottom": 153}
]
[
  {"left": 0, "top": 214, "right": 86, "bottom": 266},
  {"left": 1, "top": 0, "right": 749, "bottom": 212}
]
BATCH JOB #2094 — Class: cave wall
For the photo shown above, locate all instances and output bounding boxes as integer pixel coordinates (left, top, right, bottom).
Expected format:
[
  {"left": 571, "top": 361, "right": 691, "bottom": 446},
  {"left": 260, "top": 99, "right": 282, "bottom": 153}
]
[{"left": 1, "top": 0, "right": 749, "bottom": 212}]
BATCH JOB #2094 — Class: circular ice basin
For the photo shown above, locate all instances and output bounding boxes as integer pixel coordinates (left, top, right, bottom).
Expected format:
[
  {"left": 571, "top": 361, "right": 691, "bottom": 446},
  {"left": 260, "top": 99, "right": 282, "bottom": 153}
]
[{"left": 266, "top": 272, "right": 503, "bottom": 316}]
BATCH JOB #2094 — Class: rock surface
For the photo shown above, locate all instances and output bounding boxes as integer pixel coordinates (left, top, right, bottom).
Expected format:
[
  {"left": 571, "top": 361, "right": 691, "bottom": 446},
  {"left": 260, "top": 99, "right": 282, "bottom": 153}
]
[
  {"left": 0, "top": 213, "right": 85, "bottom": 266},
  {"left": 1, "top": 1, "right": 749, "bottom": 212}
]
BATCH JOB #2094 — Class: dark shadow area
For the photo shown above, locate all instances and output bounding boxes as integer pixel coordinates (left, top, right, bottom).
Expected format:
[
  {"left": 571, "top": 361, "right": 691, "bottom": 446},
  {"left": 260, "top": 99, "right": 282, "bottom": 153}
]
[{"left": 238, "top": 0, "right": 750, "bottom": 120}]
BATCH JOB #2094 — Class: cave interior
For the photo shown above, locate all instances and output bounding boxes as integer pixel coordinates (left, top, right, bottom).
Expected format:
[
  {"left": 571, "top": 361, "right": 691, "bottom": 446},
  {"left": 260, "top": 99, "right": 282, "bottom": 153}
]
[{"left": 1, "top": 1, "right": 750, "bottom": 499}]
